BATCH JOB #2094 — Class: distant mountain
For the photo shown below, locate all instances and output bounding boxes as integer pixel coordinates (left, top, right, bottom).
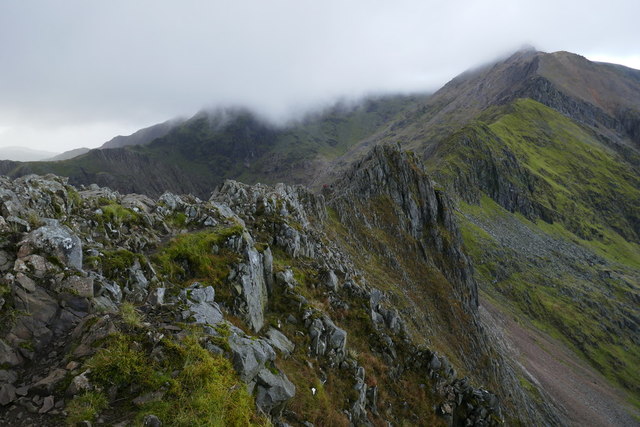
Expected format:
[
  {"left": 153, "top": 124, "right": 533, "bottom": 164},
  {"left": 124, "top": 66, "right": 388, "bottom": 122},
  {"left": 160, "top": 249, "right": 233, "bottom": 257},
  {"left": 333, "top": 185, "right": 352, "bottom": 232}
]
[
  {"left": 0, "top": 95, "right": 424, "bottom": 196},
  {"left": 46, "top": 147, "right": 90, "bottom": 161},
  {"left": 100, "top": 118, "right": 186, "bottom": 149},
  {"left": 0, "top": 146, "right": 59, "bottom": 161}
]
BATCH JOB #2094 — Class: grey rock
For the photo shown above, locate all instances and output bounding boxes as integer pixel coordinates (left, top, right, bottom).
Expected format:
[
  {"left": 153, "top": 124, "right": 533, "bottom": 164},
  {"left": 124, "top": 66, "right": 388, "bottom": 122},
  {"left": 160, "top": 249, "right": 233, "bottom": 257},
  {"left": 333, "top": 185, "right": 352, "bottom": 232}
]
[
  {"left": 21, "top": 223, "right": 82, "bottom": 270},
  {"left": 158, "top": 192, "right": 183, "bottom": 211},
  {"left": 62, "top": 276, "right": 94, "bottom": 298},
  {"left": 328, "top": 323, "right": 347, "bottom": 352},
  {"left": 21, "top": 255, "right": 48, "bottom": 278},
  {"left": 228, "top": 334, "right": 276, "bottom": 383},
  {"left": 0, "top": 369, "right": 18, "bottom": 385},
  {"left": 143, "top": 414, "right": 162, "bottom": 427},
  {"left": 204, "top": 342, "right": 225, "bottom": 355},
  {"left": 351, "top": 377, "right": 368, "bottom": 423},
  {"left": 185, "top": 205, "right": 198, "bottom": 218},
  {"left": 324, "top": 270, "right": 339, "bottom": 291},
  {"left": 263, "top": 246, "right": 274, "bottom": 294},
  {"left": 370, "top": 309, "right": 384, "bottom": 326},
  {"left": 286, "top": 314, "right": 297, "bottom": 324},
  {"left": 121, "top": 193, "right": 155, "bottom": 214},
  {"left": 429, "top": 354, "right": 441, "bottom": 371},
  {"left": 182, "top": 301, "right": 224, "bottom": 326},
  {"left": 66, "top": 371, "right": 91, "bottom": 396},
  {"left": 203, "top": 216, "right": 217, "bottom": 227},
  {"left": 255, "top": 368, "right": 296, "bottom": 415},
  {"left": 38, "top": 395, "right": 54, "bottom": 413},
  {"left": 185, "top": 284, "right": 215, "bottom": 303},
  {"left": 265, "top": 328, "right": 295, "bottom": 357},
  {"left": 148, "top": 287, "right": 165, "bottom": 306},
  {"left": 31, "top": 368, "right": 67, "bottom": 394},
  {"left": 0, "top": 339, "right": 23, "bottom": 367},
  {"left": 93, "top": 275, "right": 122, "bottom": 303},
  {"left": 13, "top": 286, "right": 57, "bottom": 325},
  {"left": 367, "top": 386, "right": 379, "bottom": 415},
  {"left": 0, "top": 250, "right": 13, "bottom": 272},
  {"left": 15, "top": 385, "right": 29, "bottom": 397},
  {"left": 235, "top": 240, "right": 268, "bottom": 332},
  {"left": 92, "top": 296, "right": 119, "bottom": 313},
  {"left": 15, "top": 273, "right": 36, "bottom": 293},
  {"left": 275, "top": 269, "right": 296, "bottom": 288},
  {"left": 126, "top": 260, "right": 149, "bottom": 302},
  {"left": 0, "top": 383, "right": 16, "bottom": 406},
  {"left": 180, "top": 283, "right": 223, "bottom": 325}
]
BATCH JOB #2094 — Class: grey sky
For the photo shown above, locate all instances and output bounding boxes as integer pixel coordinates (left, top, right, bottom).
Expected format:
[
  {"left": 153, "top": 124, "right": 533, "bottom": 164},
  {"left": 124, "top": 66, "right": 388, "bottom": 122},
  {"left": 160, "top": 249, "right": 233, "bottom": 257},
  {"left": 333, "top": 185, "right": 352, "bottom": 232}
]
[{"left": 1, "top": 0, "right": 639, "bottom": 153}]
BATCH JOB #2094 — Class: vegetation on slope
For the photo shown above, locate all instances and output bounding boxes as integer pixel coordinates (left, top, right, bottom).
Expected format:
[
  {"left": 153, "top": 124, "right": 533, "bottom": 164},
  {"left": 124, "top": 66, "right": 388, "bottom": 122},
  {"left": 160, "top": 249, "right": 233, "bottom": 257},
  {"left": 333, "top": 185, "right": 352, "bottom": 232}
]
[
  {"left": 68, "top": 329, "right": 263, "bottom": 426},
  {"left": 431, "top": 97, "right": 640, "bottom": 400}
]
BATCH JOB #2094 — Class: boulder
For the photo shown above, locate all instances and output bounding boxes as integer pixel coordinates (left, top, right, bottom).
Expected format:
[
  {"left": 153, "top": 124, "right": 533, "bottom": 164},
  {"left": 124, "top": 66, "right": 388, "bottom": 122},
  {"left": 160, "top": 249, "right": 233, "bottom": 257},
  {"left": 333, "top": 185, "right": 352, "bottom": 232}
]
[
  {"left": 158, "top": 192, "right": 183, "bottom": 212},
  {"left": 143, "top": 414, "right": 163, "bottom": 427},
  {"left": 21, "top": 222, "right": 82, "bottom": 270},
  {"left": 62, "top": 276, "right": 94, "bottom": 298},
  {"left": 324, "top": 270, "right": 339, "bottom": 291},
  {"left": 180, "top": 284, "right": 223, "bottom": 325},
  {"left": 0, "top": 383, "right": 16, "bottom": 406},
  {"left": 0, "top": 370, "right": 17, "bottom": 385},
  {"left": 0, "top": 250, "right": 14, "bottom": 272},
  {"left": 0, "top": 339, "right": 23, "bottom": 367},
  {"left": 228, "top": 334, "right": 276, "bottom": 383},
  {"left": 265, "top": 328, "right": 295, "bottom": 357},
  {"left": 38, "top": 395, "right": 54, "bottom": 413},
  {"left": 255, "top": 368, "right": 296, "bottom": 416}
]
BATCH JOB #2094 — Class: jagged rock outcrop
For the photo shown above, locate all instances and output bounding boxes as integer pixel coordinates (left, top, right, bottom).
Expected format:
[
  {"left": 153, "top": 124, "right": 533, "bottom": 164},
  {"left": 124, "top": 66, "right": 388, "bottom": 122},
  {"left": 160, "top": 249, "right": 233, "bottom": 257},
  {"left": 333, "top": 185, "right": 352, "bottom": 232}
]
[{"left": 331, "top": 144, "right": 478, "bottom": 310}]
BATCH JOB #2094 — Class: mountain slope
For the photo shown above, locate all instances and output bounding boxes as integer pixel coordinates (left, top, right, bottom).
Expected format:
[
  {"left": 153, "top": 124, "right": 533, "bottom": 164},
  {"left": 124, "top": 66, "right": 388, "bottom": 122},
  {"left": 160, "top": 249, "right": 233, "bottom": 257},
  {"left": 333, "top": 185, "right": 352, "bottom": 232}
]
[
  {"left": 405, "top": 53, "right": 640, "bottom": 408},
  {"left": 100, "top": 118, "right": 185, "bottom": 149},
  {"left": 45, "top": 147, "right": 90, "bottom": 161},
  {"left": 0, "top": 148, "right": 539, "bottom": 426}
]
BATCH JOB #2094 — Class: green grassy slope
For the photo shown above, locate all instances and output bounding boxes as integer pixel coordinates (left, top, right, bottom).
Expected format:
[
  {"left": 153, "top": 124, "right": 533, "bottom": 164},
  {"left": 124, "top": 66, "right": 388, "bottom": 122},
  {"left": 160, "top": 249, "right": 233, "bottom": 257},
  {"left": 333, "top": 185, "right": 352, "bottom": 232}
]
[{"left": 429, "top": 99, "right": 640, "bottom": 400}]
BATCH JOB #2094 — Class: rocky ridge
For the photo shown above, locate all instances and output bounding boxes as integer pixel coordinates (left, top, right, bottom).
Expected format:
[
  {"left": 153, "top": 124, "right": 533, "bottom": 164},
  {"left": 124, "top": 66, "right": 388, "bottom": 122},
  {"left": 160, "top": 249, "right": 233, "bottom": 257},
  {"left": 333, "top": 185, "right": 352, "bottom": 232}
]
[{"left": 0, "top": 146, "right": 550, "bottom": 426}]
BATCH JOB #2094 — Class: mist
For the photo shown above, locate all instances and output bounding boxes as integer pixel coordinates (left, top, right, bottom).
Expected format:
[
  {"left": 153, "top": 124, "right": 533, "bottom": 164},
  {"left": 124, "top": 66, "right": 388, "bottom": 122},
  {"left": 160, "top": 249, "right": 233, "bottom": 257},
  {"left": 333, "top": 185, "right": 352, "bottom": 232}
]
[{"left": 1, "top": 0, "right": 638, "bottom": 153}]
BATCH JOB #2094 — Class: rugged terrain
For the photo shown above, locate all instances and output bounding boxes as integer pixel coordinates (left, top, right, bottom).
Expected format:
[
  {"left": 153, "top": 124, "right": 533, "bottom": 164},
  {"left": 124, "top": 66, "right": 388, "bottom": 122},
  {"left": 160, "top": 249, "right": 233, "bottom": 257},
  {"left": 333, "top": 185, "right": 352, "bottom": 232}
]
[
  {"left": 0, "top": 146, "right": 559, "bottom": 426},
  {"left": 1, "top": 48, "right": 639, "bottom": 425}
]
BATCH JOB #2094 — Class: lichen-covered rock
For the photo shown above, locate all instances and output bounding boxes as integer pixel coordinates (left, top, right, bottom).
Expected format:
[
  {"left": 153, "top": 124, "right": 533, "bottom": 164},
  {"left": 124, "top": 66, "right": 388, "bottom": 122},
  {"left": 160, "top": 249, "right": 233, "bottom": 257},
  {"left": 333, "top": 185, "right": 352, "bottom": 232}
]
[{"left": 20, "top": 222, "right": 83, "bottom": 270}]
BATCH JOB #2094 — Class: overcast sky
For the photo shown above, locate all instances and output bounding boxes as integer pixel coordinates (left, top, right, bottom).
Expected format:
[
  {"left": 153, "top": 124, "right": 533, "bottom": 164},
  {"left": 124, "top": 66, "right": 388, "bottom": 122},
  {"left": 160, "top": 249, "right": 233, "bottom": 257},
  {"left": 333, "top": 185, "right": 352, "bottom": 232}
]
[{"left": 1, "top": 0, "right": 639, "bottom": 154}]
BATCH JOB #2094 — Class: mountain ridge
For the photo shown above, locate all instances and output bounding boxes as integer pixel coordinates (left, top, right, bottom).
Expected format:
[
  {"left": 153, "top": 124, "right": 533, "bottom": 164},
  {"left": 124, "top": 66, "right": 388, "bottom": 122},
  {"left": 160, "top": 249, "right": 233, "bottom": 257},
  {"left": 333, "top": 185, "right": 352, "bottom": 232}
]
[{"left": 1, "top": 48, "right": 639, "bottom": 424}]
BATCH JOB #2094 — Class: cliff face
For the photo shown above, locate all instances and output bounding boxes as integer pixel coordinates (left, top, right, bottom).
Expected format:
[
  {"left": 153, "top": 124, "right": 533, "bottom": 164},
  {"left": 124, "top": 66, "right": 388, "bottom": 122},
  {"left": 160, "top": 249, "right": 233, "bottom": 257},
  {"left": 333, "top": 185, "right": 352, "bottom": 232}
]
[{"left": 0, "top": 145, "right": 561, "bottom": 426}]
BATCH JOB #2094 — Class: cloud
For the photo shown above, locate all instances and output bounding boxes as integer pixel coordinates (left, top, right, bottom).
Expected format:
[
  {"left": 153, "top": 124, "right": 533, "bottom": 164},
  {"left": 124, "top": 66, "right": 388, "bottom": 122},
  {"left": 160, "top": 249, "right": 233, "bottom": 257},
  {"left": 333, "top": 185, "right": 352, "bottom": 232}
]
[{"left": 0, "top": 0, "right": 639, "bottom": 151}]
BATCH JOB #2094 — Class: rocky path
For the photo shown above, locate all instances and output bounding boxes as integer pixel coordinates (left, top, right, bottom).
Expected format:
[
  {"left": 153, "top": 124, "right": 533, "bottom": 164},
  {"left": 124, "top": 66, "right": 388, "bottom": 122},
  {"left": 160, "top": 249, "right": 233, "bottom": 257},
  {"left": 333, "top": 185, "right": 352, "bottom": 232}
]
[{"left": 480, "top": 296, "right": 639, "bottom": 427}]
